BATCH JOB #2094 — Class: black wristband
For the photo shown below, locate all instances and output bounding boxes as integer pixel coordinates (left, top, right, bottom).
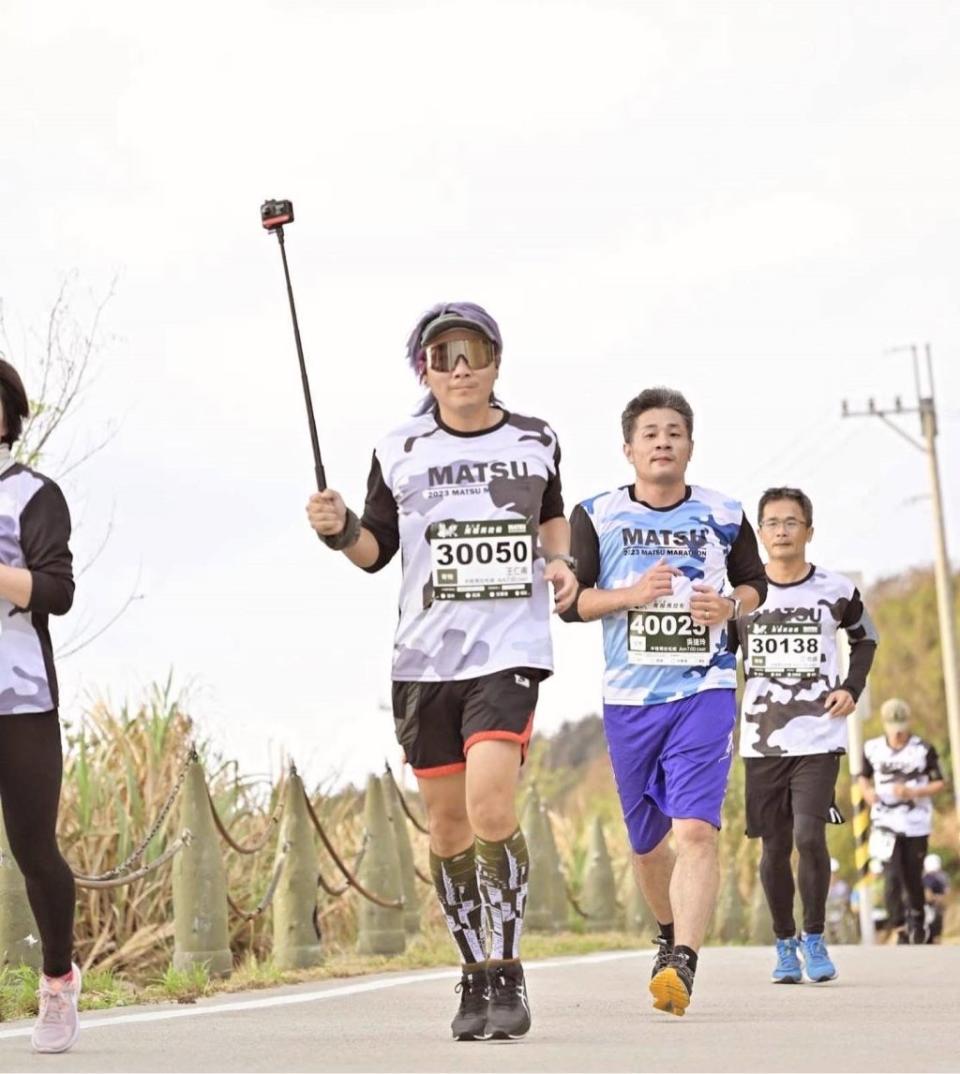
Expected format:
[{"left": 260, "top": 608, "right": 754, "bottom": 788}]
[{"left": 321, "top": 508, "right": 362, "bottom": 551}]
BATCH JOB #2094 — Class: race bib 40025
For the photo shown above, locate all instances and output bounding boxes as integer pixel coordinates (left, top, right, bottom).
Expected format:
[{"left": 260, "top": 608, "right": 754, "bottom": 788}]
[
  {"left": 428, "top": 519, "right": 534, "bottom": 601},
  {"left": 627, "top": 598, "right": 710, "bottom": 666},
  {"left": 746, "top": 623, "right": 822, "bottom": 679}
]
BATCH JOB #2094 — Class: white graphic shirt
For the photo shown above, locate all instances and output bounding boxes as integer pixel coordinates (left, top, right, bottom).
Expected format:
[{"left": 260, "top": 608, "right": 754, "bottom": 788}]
[
  {"left": 862, "top": 734, "right": 942, "bottom": 837},
  {"left": 734, "top": 567, "right": 878, "bottom": 758},
  {"left": 360, "top": 408, "right": 563, "bottom": 683}
]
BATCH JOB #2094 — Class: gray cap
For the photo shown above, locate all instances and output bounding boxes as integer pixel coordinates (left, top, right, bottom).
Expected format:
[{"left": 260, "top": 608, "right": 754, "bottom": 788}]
[
  {"left": 881, "top": 698, "right": 911, "bottom": 725},
  {"left": 421, "top": 312, "right": 499, "bottom": 347}
]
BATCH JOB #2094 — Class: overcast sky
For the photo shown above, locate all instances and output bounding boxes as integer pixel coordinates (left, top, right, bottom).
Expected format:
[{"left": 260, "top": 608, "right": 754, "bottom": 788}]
[{"left": 2, "top": 0, "right": 959, "bottom": 787}]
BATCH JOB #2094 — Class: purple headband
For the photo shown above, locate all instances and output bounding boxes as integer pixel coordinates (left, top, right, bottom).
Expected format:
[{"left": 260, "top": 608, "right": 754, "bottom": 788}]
[{"left": 406, "top": 302, "right": 504, "bottom": 415}]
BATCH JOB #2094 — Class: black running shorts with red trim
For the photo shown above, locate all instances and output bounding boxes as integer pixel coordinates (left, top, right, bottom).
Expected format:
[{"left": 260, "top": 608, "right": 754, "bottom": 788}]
[
  {"left": 391, "top": 667, "right": 544, "bottom": 778},
  {"left": 744, "top": 753, "right": 843, "bottom": 838}
]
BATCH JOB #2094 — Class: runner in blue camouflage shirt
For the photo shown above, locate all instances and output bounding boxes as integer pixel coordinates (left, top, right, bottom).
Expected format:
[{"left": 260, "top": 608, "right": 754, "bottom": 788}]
[{"left": 563, "top": 386, "right": 766, "bottom": 1017}]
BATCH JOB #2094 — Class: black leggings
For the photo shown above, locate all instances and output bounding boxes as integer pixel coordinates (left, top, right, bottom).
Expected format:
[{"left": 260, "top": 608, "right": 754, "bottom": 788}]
[
  {"left": 884, "top": 834, "right": 927, "bottom": 928},
  {"left": 0, "top": 713, "right": 75, "bottom": 976},
  {"left": 760, "top": 813, "right": 831, "bottom": 939}
]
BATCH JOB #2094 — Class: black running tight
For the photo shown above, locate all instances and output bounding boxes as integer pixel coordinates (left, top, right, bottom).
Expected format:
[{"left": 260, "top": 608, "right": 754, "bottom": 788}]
[
  {"left": 883, "top": 834, "right": 927, "bottom": 928},
  {"left": 760, "top": 813, "right": 831, "bottom": 939},
  {"left": 0, "top": 712, "right": 75, "bottom": 976}
]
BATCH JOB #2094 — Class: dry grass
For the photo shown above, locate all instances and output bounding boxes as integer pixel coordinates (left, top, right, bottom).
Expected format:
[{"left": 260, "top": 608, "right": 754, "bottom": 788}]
[
  {"left": 58, "top": 679, "right": 372, "bottom": 977},
  {"left": 37, "top": 677, "right": 954, "bottom": 1006}
]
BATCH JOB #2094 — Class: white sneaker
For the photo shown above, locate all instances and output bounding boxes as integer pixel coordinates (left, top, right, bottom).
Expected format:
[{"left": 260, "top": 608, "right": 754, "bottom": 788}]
[{"left": 31, "top": 962, "right": 81, "bottom": 1053}]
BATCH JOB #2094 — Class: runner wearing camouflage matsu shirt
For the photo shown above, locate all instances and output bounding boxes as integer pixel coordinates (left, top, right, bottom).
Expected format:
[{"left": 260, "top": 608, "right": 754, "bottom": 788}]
[
  {"left": 860, "top": 698, "right": 944, "bottom": 944},
  {"left": 307, "top": 303, "right": 577, "bottom": 1043},
  {"left": 728, "top": 487, "right": 878, "bottom": 985},
  {"left": 562, "top": 387, "right": 766, "bottom": 1018},
  {"left": 0, "top": 358, "right": 81, "bottom": 1055}
]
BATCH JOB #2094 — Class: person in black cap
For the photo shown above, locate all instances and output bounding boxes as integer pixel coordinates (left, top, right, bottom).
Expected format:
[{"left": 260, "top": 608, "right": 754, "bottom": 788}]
[{"left": 306, "top": 302, "right": 576, "bottom": 1041}]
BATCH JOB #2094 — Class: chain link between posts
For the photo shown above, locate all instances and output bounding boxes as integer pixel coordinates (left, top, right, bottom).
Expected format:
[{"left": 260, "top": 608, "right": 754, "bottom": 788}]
[
  {"left": 315, "top": 830, "right": 370, "bottom": 898},
  {"left": 69, "top": 747, "right": 199, "bottom": 887},
  {"left": 301, "top": 785, "right": 403, "bottom": 910},
  {"left": 383, "top": 761, "right": 429, "bottom": 834},
  {"left": 207, "top": 774, "right": 287, "bottom": 855},
  {"left": 226, "top": 842, "right": 290, "bottom": 921},
  {"left": 65, "top": 747, "right": 419, "bottom": 912}
]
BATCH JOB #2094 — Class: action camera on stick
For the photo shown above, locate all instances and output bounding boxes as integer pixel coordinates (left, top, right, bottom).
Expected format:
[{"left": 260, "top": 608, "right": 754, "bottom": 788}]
[
  {"left": 259, "top": 197, "right": 326, "bottom": 492},
  {"left": 260, "top": 199, "right": 294, "bottom": 230}
]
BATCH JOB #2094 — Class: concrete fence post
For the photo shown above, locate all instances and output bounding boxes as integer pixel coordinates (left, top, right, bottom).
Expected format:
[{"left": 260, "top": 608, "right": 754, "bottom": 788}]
[
  {"left": 272, "top": 770, "right": 324, "bottom": 970},
  {"left": 382, "top": 775, "right": 420, "bottom": 935},
  {"left": 520, "top": 787, "right": 562, "bottom": 932},
  {"left": 356, "top": 775, "right": 405, "bottom": 956},
  {"left": 581, "top": 817, "right": 618, "bottom": 932},
  {"left": 0, "top": 813, "right": 41, "bottom": 970},
  {"left": 172, "top": 760, "right": 232, "bottom": 976}
]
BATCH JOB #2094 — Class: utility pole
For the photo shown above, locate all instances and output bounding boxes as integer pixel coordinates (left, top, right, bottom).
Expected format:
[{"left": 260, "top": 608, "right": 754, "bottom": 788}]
[{"left": 842, "top": 343, "right": 960, "bottom": 835}]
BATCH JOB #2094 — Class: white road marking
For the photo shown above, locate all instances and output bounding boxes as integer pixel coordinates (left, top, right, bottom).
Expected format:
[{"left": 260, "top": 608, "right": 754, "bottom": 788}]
[{"left": 0, "top": 950, "right": 645, "bottom": 1040}]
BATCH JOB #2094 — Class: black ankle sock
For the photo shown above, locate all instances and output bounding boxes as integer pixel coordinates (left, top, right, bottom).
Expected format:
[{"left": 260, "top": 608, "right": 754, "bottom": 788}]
[
  {"left": 657, "top": 921, "right": 675, "bottom": 945},
  {"left": 674, "top": 945, "right": 698, "bottom": 974}
]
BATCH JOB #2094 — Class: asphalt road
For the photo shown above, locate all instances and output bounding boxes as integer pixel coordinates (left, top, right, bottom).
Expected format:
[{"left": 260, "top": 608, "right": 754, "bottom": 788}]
[{"left": 0, "top": 945, "right": 955, "bottom": 1073}]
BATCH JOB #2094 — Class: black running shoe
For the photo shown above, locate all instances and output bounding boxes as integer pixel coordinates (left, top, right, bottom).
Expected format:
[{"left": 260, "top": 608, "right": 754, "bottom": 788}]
[
  {"left": 650, "top": 936, "right": 674, "bottom": 979},
  {"left": 649, "top": 953, "right": 694, "bottom": 1017},
  {"left": 486, "top": 962, "right": 531, "bottom": 1040},
  {"left": 451, "top": 970, "right": 489, "bottom": 1041}
]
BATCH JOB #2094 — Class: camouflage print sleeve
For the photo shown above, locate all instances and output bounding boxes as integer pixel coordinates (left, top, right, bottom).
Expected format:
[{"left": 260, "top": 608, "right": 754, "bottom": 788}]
[
  {"left": 560, "top": 503, "right": 599, "bottom": 624},
  {"left": 21, "top": 480, "right": 74, "bottom": 616},
  {"left": 539, "top": 441, "right": 564, "bottom": 523},
  {"left": 359, "top": 450, "right": 399, "bottom": 573}
]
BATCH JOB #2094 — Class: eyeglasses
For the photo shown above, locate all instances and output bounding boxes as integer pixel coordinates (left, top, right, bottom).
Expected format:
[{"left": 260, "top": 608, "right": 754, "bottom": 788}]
[
  {"left": 423, "top": 337, "right": 496, "bottom": 373},
  {"left": 758, "top": 518, "right": 806, "bottom": 532}
]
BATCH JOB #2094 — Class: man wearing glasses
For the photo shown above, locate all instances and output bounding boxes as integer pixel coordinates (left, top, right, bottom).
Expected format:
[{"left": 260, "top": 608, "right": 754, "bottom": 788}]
[
  {"left": 307, "top": 302, "right": 576, "bottom": 1042},
  {"left": 730, "top": 487, "right": 878, "bottom": 984}
]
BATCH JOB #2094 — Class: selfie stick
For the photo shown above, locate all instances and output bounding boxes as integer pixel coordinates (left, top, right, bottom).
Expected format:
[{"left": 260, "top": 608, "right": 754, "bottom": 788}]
[{"left": 260, "top": 199, "right": 327, "bottom": 492}]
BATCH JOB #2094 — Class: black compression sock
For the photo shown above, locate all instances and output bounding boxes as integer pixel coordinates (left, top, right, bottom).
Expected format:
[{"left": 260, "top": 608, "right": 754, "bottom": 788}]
[
  {"left": 674, "top": 945, "right": 698, "bottom": 975},
  {"left": 657, "top": 921, "right": 675, "bottom": 945}
]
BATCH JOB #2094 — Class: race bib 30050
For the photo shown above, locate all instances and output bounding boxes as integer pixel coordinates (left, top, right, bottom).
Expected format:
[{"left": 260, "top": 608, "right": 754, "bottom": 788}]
[
  {"left": 746, "top": 623, "right": 822, "bottom": 679},
  {"left": 428, "top": 519, "right": 534, "bottom": 601},
  {"left": 627, "top": 598, "right": 710, "bottom": 666}
]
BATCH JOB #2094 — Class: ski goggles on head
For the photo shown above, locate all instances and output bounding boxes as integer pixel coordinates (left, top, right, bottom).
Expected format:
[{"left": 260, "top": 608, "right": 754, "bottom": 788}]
[{"left": 423, "top": 336, "right": 497, "bottom": 373}]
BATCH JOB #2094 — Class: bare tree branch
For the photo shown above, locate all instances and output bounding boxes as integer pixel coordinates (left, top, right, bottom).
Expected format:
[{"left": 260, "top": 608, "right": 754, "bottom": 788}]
[
  {"left": 57, "top": 576, "right": 145, "bottom": 660},
  {"left": 75, "top": 506, "right": 116, "bottom": 580},
  {"left": 3, "top": 274, "right": 140, "bottom": 656},
  {"left": 57, "top": 425, "right": 120, "bottom": 479}
]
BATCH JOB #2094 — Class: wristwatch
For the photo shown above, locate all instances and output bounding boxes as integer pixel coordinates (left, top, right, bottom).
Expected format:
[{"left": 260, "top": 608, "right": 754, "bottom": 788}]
[
  {"left": 725, "top": 595, "right": 742, "bottom": 620},
  {"left": 546, "top": 552, "right": 578, "bottom": 572}
]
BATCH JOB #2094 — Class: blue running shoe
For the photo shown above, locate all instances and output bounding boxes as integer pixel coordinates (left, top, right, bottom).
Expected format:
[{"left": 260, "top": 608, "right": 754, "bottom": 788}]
[
  {"left": 799, "top": 933, "right": 837, "bottom": 982},
  {"left": 771, "top": 937, "right": 802, "bottom": 984}
]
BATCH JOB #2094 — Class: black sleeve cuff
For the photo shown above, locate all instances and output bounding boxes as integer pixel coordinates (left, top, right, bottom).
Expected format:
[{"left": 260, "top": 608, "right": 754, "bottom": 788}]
[
  {"left": 560, "top": 583, "right": 589, "bottom": 624},
  {"left": 27, "top": 571, "right": 75, "bottom": 616}
]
